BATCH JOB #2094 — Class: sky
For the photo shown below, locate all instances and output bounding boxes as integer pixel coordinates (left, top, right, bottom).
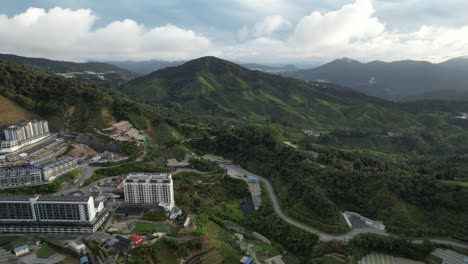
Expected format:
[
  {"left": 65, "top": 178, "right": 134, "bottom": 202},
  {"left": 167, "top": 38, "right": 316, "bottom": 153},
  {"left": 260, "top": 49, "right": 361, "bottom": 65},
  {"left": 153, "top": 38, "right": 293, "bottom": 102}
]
[{"left": 0, "top": 0, "right": 468, "bottom": 64}]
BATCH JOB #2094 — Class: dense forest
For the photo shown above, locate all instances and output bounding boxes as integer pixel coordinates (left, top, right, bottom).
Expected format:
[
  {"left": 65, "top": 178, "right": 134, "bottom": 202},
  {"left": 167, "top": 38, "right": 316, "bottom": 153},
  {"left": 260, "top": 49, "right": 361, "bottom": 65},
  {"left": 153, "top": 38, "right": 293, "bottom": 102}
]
[
  {"left": 190, "top": 125, "right": 468, "bottom": 241},
  {"left": 0, "top": 59, "right": 169, "bottom": 131}
]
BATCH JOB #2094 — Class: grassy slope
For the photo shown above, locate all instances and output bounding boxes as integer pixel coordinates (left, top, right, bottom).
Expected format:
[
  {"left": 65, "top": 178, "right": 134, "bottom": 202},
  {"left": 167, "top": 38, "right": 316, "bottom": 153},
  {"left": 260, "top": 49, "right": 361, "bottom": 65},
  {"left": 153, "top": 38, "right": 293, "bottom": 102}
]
[{"left": 0, "top": 95, "right": 38, "bottom": 126}]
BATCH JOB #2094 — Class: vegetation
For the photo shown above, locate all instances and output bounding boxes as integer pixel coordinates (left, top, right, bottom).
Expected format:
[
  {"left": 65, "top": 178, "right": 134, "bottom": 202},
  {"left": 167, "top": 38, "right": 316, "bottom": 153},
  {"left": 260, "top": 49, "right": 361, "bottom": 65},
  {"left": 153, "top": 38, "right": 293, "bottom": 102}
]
[
  {"left": 348, "top": 234, "right": 435, "bottom": 261},
  {"left": 0, "top": 59, "right": 169, "bottom": 131},
  {"left": 142, "top": 212, "right": 167, "bottom": 222},
  {"left": 191, "top": 125, "right": 468, "bottom": 241},
  {"left": 1, "top": 237, "right": 27, "bottom": 250},
  {"left": 189, "top": 157, "right": 220, "bottom": 172},
  {"left": 36, "top": 245, "right": 57, "bottom": 258},
  {"left": 132, "top": 222, "right": 158, "bottom": 234},
  {"left": 0, "top": 95, "right": 37, "bottom": 126},
  {"left": 0, "top": 53, "right": 136, "bottom": 89}
]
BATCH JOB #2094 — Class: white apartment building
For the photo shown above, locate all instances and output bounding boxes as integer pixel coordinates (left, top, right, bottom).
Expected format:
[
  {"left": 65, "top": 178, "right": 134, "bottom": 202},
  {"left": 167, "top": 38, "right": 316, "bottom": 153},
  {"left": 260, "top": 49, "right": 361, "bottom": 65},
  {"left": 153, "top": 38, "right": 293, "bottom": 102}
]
[
  {"left": 1, "top": 120, "right": 50, "bottom": 154},
  {"left": 123, "top": 173, "right": 175, "bottom": 210}
]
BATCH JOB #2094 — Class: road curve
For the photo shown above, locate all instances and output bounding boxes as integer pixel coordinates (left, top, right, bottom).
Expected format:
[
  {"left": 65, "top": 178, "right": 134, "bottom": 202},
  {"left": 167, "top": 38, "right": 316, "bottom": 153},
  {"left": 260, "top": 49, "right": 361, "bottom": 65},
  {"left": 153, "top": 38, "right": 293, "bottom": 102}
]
[{"left": 222, "top": 164, "right": 468, "bottom": 248}]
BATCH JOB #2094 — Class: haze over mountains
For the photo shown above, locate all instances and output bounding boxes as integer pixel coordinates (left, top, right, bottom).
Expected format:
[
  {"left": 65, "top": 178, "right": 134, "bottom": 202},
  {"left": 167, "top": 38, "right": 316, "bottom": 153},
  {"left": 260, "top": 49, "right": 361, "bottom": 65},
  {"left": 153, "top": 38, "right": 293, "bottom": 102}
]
[{"left": 282, "top": 57, "right": 468, "bottom": 101}]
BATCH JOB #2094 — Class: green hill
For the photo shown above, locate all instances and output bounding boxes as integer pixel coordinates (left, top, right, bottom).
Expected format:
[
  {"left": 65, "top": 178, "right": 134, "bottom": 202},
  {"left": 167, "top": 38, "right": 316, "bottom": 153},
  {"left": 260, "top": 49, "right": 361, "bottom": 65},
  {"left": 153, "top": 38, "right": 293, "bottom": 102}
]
[
  {"left": 121, "top": 56, "right": 418, "bottom": 129},
  {"left": 0, "top": 59, "right": 164, "bottom": 131},
  {"left": 0, "top": 54, "right": 136, "bottom": 89}
]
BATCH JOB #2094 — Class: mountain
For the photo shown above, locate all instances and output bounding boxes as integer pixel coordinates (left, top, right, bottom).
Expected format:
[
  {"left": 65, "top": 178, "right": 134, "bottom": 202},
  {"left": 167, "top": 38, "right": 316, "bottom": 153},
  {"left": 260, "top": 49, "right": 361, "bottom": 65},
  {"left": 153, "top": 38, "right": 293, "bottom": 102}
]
[
  {"left": 0, "top": 54, "right": 136, "bottom": 89},
  {"left": 241, "top": 63, "right": 298, "bottom": 72},
  {"left": 107, "top": 60, "right": 185, "bottom": 75},
  {"left": 439, "top": 56, "right": 468, "bottom": 72},
  {"left": 121, "top": 56, "right": 441, "bottom": 129},
  {"left": 0, "top": 59, "right": 164, "bottom": 131},
  {"left": 281, "top": 57, "right": 468, "bottom": 101}
]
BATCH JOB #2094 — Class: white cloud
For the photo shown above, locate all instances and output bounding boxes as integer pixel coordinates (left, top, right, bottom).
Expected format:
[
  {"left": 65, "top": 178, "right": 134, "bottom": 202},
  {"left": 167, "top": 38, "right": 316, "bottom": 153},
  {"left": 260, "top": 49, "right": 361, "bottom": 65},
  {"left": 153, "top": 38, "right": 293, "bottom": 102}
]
[
  {"left": 1, "top": 2, "right": 468, "bottom": 63},
  {"left": 292, "top": 0, "right": 384, "bottom": 46},
  {"left": 253, "top": 15, "right": 291, "bottom": 37},
  {"left": 0, "top": 7, "right": 214, "bottom": 61}
]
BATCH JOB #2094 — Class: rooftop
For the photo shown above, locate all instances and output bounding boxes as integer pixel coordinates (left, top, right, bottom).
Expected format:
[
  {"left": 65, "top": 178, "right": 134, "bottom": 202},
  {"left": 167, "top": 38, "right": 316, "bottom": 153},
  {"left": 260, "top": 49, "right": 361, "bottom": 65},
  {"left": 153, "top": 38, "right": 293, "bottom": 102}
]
[
  {"left": 37, "top": 195, "right": 91, "bottom": 202},
  {"left": 0, "top": 195, "right": 37, "bottom": 201},
  {"left": 125, "top": 173, "right": 172, "bottom": 183},
  {"left": 40, "top": 157, "right": 76, "bottom": 171}
]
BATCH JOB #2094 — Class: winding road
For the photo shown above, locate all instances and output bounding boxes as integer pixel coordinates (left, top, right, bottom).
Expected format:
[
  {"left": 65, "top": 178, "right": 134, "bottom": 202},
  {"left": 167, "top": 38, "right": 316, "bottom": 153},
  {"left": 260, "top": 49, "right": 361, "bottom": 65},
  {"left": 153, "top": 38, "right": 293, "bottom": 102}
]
[{"left": 221, "top": 164, "right": 468, "bottom": 248}]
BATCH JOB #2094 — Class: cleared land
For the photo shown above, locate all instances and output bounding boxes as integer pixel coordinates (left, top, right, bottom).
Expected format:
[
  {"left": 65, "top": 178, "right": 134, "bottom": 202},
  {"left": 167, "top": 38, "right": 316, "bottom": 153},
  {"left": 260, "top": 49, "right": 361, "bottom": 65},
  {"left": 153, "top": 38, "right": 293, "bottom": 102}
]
[{"left": 0, "top": 96, "right": 37, "bottom": 126}]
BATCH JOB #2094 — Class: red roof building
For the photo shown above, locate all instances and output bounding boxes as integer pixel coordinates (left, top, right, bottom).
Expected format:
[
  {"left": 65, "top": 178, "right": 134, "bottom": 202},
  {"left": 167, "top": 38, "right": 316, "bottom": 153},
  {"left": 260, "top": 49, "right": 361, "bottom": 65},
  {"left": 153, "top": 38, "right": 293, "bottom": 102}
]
[{"left": 128, "top": 234, "right": 145, "bottom": 246}]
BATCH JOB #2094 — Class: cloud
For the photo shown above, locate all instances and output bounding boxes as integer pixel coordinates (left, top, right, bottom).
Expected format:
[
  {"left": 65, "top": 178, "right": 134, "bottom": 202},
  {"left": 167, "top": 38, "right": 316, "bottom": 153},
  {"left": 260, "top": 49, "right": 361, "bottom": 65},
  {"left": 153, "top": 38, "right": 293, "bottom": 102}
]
[
  {"left": 292, "top": 0, "right": 384, "bottom": 46},
  {"left": 0, "top": 7, "right": 214, "bottom": 61},
  {"left": 254, "top": 15, "right": 291, "bottom": 37},
  {"left": 1, "top": 2, "right": 468, "bottom": 63}
]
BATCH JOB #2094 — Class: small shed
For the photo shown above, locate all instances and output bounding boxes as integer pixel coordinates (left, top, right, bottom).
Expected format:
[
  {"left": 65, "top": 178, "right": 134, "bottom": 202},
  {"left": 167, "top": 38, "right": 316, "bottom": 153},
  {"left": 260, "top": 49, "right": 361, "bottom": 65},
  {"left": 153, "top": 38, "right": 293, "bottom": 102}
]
[{"left": 13, "top": 244, "right": 30, "bottom": 256}]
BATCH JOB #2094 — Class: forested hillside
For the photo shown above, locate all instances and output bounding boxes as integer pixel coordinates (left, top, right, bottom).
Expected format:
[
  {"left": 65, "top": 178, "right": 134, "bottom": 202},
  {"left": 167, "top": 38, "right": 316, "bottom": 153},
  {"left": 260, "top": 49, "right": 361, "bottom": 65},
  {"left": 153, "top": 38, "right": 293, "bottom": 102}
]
[
  {"left": 0, "top": 54, "right": 136, "bottom": 89},
  {"left": 0, "top": 59, "right": 166, "bottom": 131},
  {"left": 190, "top": 126, "right": 468, "bottom": 241},
  {"left": 121, "top": 56, "right": 443, "bottom": 130}
]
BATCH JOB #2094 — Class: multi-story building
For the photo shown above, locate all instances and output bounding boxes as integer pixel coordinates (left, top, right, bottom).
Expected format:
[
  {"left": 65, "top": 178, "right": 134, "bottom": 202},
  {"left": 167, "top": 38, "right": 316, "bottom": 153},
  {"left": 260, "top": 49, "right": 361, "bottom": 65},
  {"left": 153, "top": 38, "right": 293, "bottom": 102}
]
[
  {"left": 0, "top": 157, "right": 77, "bottom": 189},
  {"left": 1, "top": 120, "right": 50, "bottom": 154},
  {"left": 0, "top": 167, "right": 42, "bottom": 188},
  {"left": 123, "top": 173, "right": 175, "bottom": 210},
  {"left": 38, "top": 157, "right": 78, "bottom": 182},
  {"left": 0, "top": 195, "right": 108, "bottom": 233}
]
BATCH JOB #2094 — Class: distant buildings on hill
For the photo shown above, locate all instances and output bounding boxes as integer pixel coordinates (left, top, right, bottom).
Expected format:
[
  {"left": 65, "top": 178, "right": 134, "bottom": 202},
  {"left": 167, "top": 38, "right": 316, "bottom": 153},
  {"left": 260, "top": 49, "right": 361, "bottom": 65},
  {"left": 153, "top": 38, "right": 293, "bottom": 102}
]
[
  {"left": 101, "top": 120, "right": 146, "bottom": 142},
  {"left": 123, "top": 173, "right": 175, "bottom": 211},
  {"left": 0, "top": 194, "right": 109, "bottom": 233}
]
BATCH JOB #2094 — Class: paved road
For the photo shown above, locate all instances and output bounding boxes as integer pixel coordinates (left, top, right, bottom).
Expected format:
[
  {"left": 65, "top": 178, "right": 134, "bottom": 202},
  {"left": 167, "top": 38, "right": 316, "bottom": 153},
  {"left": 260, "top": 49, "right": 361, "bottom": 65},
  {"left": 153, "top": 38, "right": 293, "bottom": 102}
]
[{"left": 221, "top": 164, "right": 468, "bottom": 248}]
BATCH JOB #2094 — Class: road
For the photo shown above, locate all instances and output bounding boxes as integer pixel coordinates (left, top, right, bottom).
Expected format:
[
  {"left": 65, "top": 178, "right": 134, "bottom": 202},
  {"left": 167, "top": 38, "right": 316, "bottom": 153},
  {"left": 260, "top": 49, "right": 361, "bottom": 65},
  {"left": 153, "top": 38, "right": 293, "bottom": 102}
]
[
  {"left": 221, "top": 164, "right": 468, "bottom": 248},
  {"left": 60, "top": 141, "right": 149, "bottom": 194}
]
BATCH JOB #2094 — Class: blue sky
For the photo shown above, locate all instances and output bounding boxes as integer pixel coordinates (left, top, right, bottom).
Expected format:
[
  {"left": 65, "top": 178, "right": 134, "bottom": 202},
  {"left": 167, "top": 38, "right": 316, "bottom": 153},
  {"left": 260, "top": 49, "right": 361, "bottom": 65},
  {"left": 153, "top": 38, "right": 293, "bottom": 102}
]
[{"left": 0, "top": 0, "right": 467, "bottom": 63}]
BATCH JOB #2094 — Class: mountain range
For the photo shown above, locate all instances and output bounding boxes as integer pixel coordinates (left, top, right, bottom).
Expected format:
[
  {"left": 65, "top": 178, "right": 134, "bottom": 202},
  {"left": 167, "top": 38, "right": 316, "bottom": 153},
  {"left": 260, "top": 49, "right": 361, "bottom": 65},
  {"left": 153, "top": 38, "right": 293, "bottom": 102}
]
[
  {"left": 0, "top": 54, "right": 136, "bottom": 89},
  {"left": 106, "top": 60, "right": 299, "bottom": 75},
  {"left": 2, "top": 53, "right": 468, "bottom": 132},
  {"left": 282, "top": 57, "right": 468, "bottom": 101}
]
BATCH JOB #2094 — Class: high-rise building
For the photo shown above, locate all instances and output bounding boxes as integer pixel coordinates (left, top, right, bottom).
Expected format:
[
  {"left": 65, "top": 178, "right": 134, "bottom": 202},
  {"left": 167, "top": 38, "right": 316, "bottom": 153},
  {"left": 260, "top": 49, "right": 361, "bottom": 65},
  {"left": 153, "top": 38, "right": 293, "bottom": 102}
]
[
  {"left": 1, "top": 120, "right": 51, "bottom": 154},
  {"left": 123, "top": 173, "right": 175, "bottom": 210},
  {"left": 0, "top": 195, "right": 108, "bottom": 233},
  {"left": 2, "top": 120, "right": 50, "bottom": 143}
]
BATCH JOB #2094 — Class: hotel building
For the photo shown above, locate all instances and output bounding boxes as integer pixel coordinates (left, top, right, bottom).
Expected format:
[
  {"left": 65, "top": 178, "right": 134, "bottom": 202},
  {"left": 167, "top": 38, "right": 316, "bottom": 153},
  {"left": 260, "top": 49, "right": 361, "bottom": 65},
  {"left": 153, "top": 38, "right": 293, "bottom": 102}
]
[{"left": 123, "top": 173, "right": 175, "bottom": 210}]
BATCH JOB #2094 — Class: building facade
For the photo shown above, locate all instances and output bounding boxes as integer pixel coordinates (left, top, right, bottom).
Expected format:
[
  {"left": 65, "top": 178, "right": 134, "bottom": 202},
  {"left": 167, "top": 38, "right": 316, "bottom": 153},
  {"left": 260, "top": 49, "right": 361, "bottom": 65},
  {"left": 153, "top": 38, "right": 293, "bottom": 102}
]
[
  {"left": 0, "top": 167, "right": 42, "bottom": 188},
  {"left": 39, "top": 157, "right": 78, "bottom": 182},
  {"left": 0, "top": 195, "right": 108, "bottom": 233},
  {"left": 123, "top": 173, "right": 175, "bottom": 210},
  {"left": 1, "top": 120, "right": 50, "bottom": 154},
  {"left": 0, "top": 157, "right": 77, "bottom": 189}
]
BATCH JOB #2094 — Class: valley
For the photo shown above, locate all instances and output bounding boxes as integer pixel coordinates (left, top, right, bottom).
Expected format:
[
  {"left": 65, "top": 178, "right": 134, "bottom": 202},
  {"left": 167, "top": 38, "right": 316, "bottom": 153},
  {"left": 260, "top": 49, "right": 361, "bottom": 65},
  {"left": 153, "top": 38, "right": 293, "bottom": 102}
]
[{"left": 0, "top": 55, "right": 467, "bottom": 264}]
